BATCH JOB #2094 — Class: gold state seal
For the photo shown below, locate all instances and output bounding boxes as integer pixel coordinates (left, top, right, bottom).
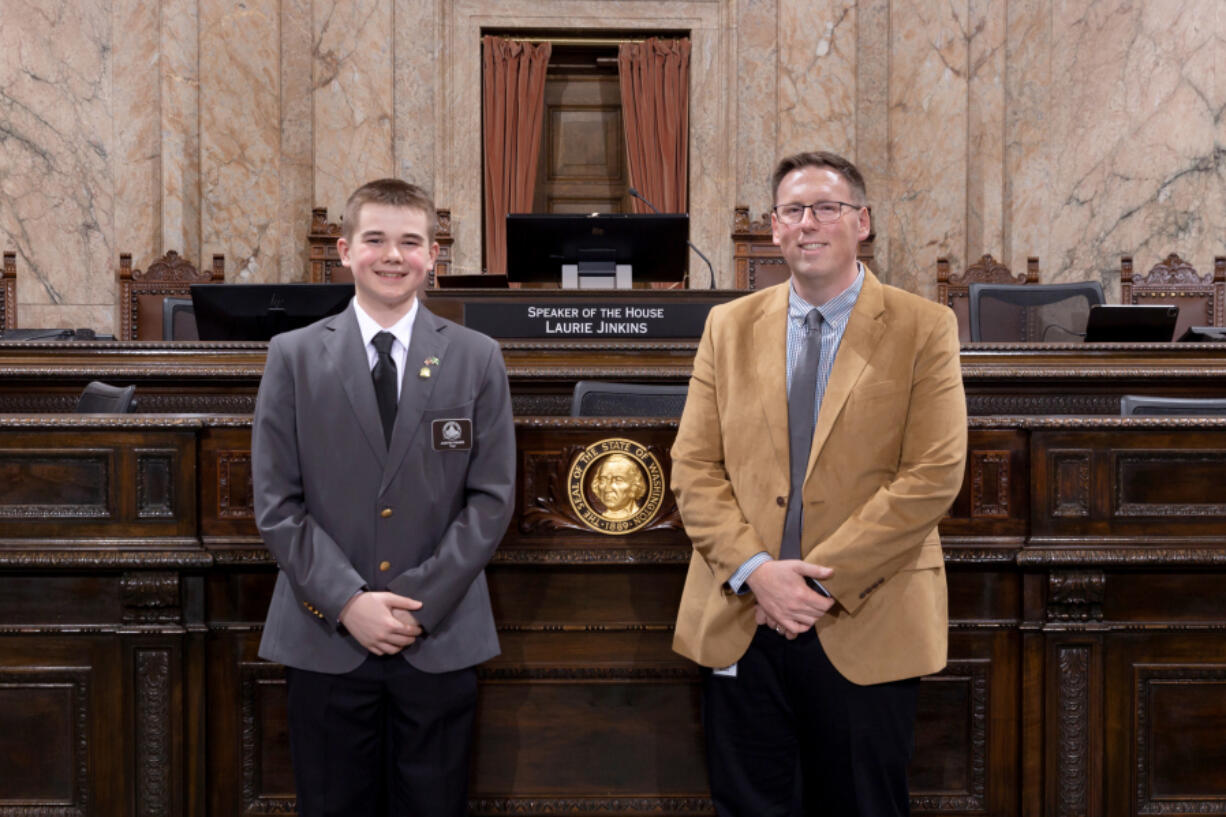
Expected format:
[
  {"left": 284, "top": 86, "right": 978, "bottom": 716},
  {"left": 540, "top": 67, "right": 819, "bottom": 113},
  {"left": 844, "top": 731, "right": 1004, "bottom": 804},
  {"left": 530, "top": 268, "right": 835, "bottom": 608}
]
[{"left": 567, "top": 438, "right": 665, "bottom": 535}]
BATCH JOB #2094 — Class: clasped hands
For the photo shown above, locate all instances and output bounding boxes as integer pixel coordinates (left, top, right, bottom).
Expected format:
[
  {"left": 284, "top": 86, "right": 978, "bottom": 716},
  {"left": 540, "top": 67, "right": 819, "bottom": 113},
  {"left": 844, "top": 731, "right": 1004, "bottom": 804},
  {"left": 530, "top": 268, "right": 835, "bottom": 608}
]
[
  {"left": 338, "top": 591, "right": 424, "bottom": 655},
  {"left": 746, "top": 559, "right": 835, "bottom": 640}
]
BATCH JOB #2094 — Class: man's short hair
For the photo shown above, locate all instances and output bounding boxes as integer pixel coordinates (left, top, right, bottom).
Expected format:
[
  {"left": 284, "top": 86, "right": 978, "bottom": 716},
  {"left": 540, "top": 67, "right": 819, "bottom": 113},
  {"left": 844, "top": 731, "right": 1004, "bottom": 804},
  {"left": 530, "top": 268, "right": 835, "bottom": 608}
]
[
  {"left": 770, "top": 151, "right": 867, "bottom": 206},
  {"left": 342, "top": 178, "right": 437, "bottom": 241}
]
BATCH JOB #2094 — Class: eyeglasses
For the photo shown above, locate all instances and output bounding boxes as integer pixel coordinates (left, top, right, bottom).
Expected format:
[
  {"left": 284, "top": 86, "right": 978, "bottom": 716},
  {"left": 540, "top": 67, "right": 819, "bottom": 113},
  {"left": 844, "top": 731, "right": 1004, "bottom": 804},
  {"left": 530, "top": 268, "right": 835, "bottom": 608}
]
[{"left": 772, "top": 201, "right": 862, "bottom": 225}]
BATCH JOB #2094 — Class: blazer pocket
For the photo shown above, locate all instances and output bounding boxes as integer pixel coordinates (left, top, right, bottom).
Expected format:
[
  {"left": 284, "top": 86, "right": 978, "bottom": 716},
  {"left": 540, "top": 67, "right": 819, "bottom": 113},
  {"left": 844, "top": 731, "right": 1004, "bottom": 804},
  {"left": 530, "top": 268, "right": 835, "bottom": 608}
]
[{"left": 848, "top": 379, "right": 903, "bottom": 403}]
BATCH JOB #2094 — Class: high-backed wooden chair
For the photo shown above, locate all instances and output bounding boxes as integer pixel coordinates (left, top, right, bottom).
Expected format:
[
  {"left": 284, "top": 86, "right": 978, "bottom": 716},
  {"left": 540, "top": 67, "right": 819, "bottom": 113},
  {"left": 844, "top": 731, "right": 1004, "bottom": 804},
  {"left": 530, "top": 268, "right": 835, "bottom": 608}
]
[
  {"left": 308, "top": 207, "right": 454, "bottom": 285},
  {"left": 117, "top": 251, "right": 225, "bottom": 340},
  {"left": 938, "top": 254, "right": 1039, "bottom": 343},
  {"left": 732, "top": 207, "right": 876, "bottom": 290},
  {"left": 1121, "top": 253, "right": 1225, "bottom": 340},
  {"left": 2, "top": 251, "right": 16, "bottom": 329}
]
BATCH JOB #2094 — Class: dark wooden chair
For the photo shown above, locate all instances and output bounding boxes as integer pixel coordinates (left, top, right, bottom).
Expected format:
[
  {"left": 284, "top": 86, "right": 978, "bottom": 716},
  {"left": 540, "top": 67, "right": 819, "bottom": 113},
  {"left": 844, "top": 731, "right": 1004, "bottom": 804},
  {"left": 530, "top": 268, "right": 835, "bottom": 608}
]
[
  {"left": 2, "top": 251, "right": 15, "bottom": 329},
  {"left": 308, "top": 207, "right": 454, "bottom": 285},
  {"left": 938, "top": 254, "right": 1039, "bottom": 343},
  {"left": 1121, "top": 253, "right": 1225, "bottom": 340},
  {"left": 117, "top": 251, "right": 224, "bottom": 340},
  {"left": 732, "top": 207, "right": 876, "bottom": 291}
]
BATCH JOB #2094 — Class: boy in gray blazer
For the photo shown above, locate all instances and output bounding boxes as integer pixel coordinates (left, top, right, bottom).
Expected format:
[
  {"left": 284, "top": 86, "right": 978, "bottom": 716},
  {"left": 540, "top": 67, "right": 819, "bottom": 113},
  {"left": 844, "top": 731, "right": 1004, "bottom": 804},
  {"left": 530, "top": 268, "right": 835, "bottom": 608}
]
[{"left": 252, "top": 178, "right": 516, "bottom": 816}]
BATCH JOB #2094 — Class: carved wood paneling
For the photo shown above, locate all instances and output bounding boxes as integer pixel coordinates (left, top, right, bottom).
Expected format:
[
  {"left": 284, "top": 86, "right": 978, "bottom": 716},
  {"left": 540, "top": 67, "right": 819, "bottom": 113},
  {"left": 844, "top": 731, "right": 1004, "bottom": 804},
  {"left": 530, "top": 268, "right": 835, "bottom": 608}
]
[
  {"left": 217, "top": 451, "right": 255, "bottom": 520},
  {"left": 1048, "top": 571, "right": 1106, "bottom": 623},
  {"left": 469, "top": 796, "right": 715, "bottom": 815},
  {"left": 135, "top": 649, "right": 171, "bottom": 817},
  {"left": 1135, "top": 664, "right": 1226, "bottom": 814},
  {"left": 239, "top": 662, "right": 295, "bottom": 816},
  {"left": 1114, "top": 450, "right": 1226, "bottom": 517},
  {"left": 910, "top": 658, "right": 990, "bottom": 812},
  {"left": 0, "top": 667, "right": 90, "bottom": 817},
  {"left": 121, "top": 572, "right": 181, "bottom": 624},
  {"left": 0, "top": 449, "right": 111, "bottom": 519},
  {"left": 136, "top": 449, "right": 176, "bottom": 519},
  {"left": 1055, "top": 645, "right": 1092, "bottom": 817},
  {"left": 970, "top": 450, "right": 1010, "bottom": 518},
  {"left": 1050, "top": 451, "right": 1092, "bottom": 518}
]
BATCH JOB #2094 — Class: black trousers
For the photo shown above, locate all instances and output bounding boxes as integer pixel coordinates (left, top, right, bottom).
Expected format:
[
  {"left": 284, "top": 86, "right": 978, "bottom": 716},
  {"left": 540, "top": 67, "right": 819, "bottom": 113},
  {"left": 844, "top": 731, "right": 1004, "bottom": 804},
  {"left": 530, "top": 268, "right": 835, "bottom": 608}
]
[
  {"left": 285, "top": 654, "right": 478, "bottom": 817},
  {"left": 702, "top": 626, "right": 919, "bottom": 817}
]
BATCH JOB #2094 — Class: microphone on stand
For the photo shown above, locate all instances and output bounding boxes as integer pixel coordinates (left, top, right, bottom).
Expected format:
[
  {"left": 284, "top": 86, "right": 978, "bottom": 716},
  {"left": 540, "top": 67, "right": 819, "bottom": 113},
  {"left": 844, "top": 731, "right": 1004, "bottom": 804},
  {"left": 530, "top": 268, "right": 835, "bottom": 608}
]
[{"left": 628, "top": 187, "right": 718, "bottom": 290}]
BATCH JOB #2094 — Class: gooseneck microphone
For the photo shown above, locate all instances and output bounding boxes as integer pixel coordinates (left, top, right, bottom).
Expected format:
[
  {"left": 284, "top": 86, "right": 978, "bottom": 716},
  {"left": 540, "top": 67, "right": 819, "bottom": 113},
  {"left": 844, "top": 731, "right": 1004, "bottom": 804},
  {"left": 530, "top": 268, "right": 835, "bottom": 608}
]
[{"left": 628, "top": 187, "right": 718, "bottom": 290}]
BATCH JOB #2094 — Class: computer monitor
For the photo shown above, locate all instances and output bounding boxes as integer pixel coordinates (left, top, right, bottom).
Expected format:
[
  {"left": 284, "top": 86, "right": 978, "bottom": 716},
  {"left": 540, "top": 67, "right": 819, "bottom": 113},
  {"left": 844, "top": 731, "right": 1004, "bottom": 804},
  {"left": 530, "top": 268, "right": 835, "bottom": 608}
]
[
  {"left": 190, "top": 283, "right": 354, "bottom": 341},
  {"left": 505, "top": 213, "right": 688, "bottom": 285},
  {"left": 1083, "top": 304, "right": 1178, "bottom": 343}
]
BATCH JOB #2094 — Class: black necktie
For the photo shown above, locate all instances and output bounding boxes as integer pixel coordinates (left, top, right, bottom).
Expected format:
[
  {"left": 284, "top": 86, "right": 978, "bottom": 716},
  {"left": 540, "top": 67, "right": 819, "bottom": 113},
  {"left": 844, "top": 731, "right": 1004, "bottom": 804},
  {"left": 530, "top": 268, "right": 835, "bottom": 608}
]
[
  {"left": 781, "top": 309, "right": 822, "bottom": 560},
  {"left": 371, "top": 331, "right": 398, "bottom": 446}
]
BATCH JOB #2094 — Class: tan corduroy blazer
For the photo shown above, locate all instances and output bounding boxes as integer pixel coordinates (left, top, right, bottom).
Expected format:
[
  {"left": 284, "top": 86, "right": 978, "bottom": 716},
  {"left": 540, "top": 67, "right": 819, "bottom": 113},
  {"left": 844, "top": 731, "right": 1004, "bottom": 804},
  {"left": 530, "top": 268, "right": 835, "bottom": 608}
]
[{"left": 671, "top": 271, "right": 967, "bottom": 685}]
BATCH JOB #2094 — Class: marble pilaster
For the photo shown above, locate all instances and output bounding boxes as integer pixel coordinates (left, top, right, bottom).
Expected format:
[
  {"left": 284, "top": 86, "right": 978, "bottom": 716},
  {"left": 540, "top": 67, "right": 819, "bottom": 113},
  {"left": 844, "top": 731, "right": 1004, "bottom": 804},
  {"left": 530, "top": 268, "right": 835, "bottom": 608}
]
[
  {"left": 160, "top": 0, "right": 201, "bottom": 265},
  {"left": 313, "top": 0, "right": 396, "bottom": 224},
  {"left": 279, "top": 0, "right": 315, "bottom": 282},
  {"left": 735, "top": 0, "right": 778, "bottom": 217},
  {"left": 113, "top": 0, "right": 161, "bottom": 273},
  {"left": 966, "top": 0, "right": 1005, "bottom": 265},
  {"left": 885, "top": 0, "right": 969, "bottom": 297},
  {"left": 394, "top": 0, "right": 438, "bottom": 194},
  {"left": 200, "top": 0, "right": 281, "bottom": 282},
  {"left": 856, "top": 0, "right": 891, "bottom": 278}
]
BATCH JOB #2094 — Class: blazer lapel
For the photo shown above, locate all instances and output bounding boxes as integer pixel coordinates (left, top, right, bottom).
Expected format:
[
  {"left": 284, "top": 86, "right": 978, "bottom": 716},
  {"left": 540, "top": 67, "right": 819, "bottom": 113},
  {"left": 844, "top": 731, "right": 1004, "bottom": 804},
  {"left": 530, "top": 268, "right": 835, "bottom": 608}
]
[
  {"left": 382, "top": 304, "right": 450, "bottom": 491},
  {"left": 807, "top": 270, "right": 887, "bottom": 478},
  {"left": 322, "top": 305, "right": 387, "bottom": 464},
  {"left": 751, "top": 285, "right": 791, "bottom": 476}
]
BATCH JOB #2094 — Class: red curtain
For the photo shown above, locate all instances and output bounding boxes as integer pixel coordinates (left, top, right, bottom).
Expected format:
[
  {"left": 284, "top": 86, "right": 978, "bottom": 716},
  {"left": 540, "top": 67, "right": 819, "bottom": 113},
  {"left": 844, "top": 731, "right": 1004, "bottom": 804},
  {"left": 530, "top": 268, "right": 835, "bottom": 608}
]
[
  {"left": 482, "top": 36, "right": 551, "bottom": 275},
  {"left": 618, "top": 38, "right": 690, "bottom": 214}
]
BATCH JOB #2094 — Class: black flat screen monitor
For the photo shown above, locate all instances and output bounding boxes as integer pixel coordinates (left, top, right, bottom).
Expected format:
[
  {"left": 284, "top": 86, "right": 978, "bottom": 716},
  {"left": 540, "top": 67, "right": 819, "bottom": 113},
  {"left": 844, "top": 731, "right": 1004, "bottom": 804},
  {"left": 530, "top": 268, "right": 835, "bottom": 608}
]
[
  {"left": 1083, "top": 304, "right": 1178, "bottom": 343},
  {"left": 505, "top": 213, "right": 688, "bottom": 283},
  {"left": 191, "top": 283, "right": 354, "bottom": 341}
]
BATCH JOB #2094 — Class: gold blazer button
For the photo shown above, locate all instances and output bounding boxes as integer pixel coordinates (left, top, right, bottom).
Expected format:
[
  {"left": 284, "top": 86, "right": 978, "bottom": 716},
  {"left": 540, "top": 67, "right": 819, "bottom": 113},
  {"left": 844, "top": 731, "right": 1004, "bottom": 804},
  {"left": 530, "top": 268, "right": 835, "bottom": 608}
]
[
  {"left": 379, "top": 560, "right": 392, "bottom": 572},
  {"left": 380, "top": 508, "right": 393, "bottom": 518}
]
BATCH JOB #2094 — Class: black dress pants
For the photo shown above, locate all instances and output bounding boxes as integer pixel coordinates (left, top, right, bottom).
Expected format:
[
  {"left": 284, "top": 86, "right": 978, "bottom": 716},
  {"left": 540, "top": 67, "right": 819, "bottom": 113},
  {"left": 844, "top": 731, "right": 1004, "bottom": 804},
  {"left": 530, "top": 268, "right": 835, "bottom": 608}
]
[
  {"left": 285, "top": 653, "right": 478, "bottom": 817},
  {"left": 702, "top": 626, "right": 919, "bottom": 817}
]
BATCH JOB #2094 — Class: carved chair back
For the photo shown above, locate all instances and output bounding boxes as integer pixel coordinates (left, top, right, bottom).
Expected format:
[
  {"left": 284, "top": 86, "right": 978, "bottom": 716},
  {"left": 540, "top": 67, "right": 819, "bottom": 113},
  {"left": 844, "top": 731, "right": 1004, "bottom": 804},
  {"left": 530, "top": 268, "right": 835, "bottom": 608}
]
[
  {"left": 117, "top": 251, "right": 225, "bottom": 340},
  {"left": 938, "top": 254, "right": 1039, "bottom": 343},
  {"left": 308, "top": 207, "right": 454, "bottom": 285},
  {"left": 1, "top": 252, "right": 15, "bottom": 329},
  {"left": 732, "top": 207, "right": 876, "bottom": 291},
  {"left": 1121, "top": 253, "right": 1225, "bottom": 340}
]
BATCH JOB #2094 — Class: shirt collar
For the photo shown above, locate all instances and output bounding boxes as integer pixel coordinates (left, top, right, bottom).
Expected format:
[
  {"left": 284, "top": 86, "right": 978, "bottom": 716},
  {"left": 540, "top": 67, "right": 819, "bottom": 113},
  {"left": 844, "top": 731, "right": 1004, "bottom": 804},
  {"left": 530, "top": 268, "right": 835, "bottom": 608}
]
[
  {"left": 352, "top": 296, "right": 419, "bottom": 350},
  {"left": 788, "top": 262, "right": 865, "bottom": 328}
]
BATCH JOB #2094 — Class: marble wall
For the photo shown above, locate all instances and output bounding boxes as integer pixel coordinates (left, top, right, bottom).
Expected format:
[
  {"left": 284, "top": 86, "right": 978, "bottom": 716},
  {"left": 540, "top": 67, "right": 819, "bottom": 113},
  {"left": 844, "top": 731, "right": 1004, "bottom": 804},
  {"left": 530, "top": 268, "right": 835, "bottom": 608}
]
[{"left": 0, "top": 0, "right": 1222, "bottom": 331}]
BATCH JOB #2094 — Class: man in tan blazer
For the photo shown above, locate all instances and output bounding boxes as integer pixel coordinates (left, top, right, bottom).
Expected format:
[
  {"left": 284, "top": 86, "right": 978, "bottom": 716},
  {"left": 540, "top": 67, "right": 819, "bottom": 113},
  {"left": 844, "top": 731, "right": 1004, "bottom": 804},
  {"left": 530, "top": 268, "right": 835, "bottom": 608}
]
[{"left": 671, "top": 151, "right": 967, "bottom": 816}]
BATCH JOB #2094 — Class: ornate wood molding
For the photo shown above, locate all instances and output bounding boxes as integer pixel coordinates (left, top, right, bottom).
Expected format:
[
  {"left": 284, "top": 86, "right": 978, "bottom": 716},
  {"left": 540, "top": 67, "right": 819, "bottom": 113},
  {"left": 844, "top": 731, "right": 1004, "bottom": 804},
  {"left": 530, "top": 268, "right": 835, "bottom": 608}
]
[
  {"left": 1047, "top": 571, "right": 1105, "bottom": 622},
  {"left": 469, "top": 795, "right": 715, "bottom": 815},
  {"left": 492, "top": 547, "right": 690, "bottom": 565},
  {"left": 1055, "top": 645, "right": 1092, "bottom": 817},
  {"left": 122, "top": 572, "right": 181, "bottom": 624},
  {"left": 1135, "top": 664, "right": 1226, "bottom": 814},
  {"left": 239, "top": 662, "right": 296, "bottom": 816},
  {"left": 0, "top": 667, "right": 91, "bottom": 817},
  {"left": 909, "top": 658, "right": 990, "bottom": 812},
  {"left": 135, "top": 649, "right": 172, "bottom": 817}
]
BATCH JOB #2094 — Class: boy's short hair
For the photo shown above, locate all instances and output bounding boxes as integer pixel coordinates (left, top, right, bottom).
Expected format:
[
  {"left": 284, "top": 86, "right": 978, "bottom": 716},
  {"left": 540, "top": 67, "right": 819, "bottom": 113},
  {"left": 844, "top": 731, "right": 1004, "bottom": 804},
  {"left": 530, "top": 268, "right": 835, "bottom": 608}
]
[
  {"left": 770, "top": 151, "right": 867, "bottom": 205},
  {"left": 342, "top": 179, "right": 437, "bottom": 241}
]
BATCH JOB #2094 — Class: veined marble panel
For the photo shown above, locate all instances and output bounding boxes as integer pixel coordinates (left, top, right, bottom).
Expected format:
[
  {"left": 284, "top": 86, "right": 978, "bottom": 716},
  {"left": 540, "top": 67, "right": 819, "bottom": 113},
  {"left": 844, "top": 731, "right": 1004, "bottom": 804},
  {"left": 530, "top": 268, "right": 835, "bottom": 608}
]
[
  {"left": 0, "top": 0, "right": 113, "bottom": 323},
  {"left": 1042, "top": 0, "right": 1222, "bottom": 298},
  {"left": 113, "top": 0, "right": 160, "bottom": 274},
  {"left": 886, "top": 0, "right": 969, "bottom": 298},
  {"left": 966, "top": 0, "right": 1005, "bottom": 265},
  {"left": 394, "top": 0, "right": 438, "bottom": 194},
  {"left": 856, "top": 0, "right": 890, "bottom": 278},
  {"left": 778, "top": 0, "right": 856, "bottom": 158},
  {"left": 735, "top": 0, "right": 778, "bottom": 219},
  {"left": 201, "top": 0, "right": 280, "bottom": 282},
  {"left": 161, "top": 0, "right": 201, "bottom": 265},
  {"left": 279, "top": 0, "right": 314, "bottom": 282},
  {"left": 1003, "top": 0, "right": 1051, "bottom": 279},
  {"left": 313, "top": 0, "right": 395, "bottom": 224}
]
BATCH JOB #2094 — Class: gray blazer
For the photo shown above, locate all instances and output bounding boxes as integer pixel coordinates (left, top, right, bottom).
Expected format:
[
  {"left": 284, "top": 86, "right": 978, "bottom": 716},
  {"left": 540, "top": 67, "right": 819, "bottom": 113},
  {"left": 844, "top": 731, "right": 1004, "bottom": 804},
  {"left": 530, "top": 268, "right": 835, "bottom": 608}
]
[{"left": 252, "top": 302, "right": 516, "bottom": 674}]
